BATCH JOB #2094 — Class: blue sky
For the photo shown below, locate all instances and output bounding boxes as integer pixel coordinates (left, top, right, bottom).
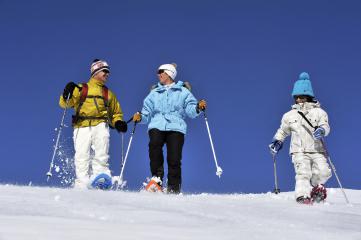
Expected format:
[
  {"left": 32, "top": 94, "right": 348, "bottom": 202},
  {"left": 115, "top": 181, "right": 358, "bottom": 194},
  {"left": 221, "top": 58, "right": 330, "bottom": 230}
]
[{"left": 0, "top": 0, "right": 360, "bottom": 193}]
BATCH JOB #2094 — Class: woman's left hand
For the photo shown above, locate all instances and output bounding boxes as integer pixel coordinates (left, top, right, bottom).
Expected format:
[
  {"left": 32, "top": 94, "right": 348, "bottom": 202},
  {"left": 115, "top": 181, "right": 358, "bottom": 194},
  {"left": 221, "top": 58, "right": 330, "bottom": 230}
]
[{"left": 197, "top": 99, "right": 207, "bottom": 111}]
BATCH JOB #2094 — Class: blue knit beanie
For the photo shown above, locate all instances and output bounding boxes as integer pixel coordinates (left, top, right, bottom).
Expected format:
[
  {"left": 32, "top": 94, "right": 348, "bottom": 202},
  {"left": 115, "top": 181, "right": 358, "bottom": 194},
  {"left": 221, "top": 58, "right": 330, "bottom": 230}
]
[{"left": 291, "top": 72, "right": 314, "bottom": 97}]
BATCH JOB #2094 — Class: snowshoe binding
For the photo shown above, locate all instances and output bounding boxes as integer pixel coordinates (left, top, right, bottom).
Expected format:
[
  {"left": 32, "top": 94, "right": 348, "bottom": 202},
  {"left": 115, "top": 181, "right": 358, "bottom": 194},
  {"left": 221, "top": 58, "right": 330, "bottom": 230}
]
[
  {"left": 89, "top": 173, "right": 112, "bottom": 190},
  {"left": 310, "top": 184, "right": 327, "bottom": 203},
  {"left": 296, "top": 196, "right": 313, "bottom": 205},
  {"left": 144, "top": 176, "right": 163, "bottom": 192}
]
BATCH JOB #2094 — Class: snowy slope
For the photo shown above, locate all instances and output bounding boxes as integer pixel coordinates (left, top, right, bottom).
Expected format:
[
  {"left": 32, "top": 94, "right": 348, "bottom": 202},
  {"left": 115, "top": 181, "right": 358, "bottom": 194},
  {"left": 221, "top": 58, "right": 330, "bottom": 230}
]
[{"left": 0, "top": 185, "right": 360, "bottom": 240}]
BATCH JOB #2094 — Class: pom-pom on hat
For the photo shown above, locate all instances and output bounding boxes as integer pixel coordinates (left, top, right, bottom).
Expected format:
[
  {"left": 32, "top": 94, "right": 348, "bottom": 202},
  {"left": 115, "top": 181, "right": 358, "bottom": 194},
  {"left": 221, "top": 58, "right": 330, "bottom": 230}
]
[
  {"left": 291, "top": 72, "right": 315, "bottom": 97},
  {"left": 91, "top": 59, "right": 110, "bottom": 77},
  {"left": 158, "top": 63, "right": 177, "bottom": 80}
]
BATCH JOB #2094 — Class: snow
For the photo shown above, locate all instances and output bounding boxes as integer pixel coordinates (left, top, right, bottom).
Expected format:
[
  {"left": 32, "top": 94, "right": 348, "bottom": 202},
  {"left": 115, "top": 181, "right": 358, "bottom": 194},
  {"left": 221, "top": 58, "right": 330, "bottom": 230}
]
[{"left": 0, "top": 185, "right": 360, "bottom": 240}]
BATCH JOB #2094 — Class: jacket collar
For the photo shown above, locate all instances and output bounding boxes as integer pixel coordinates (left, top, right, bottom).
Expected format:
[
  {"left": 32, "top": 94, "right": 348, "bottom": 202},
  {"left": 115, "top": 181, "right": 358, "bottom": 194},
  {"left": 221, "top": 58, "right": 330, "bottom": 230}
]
[
  {"left": 155, "top": 81, "right": 184, "bottom": 92},
  {"left": 292, "top": 101, "right": 321, "bottom": 112},
  {"left": 89, "top": 78, "right": 105, "bottom": 87}
]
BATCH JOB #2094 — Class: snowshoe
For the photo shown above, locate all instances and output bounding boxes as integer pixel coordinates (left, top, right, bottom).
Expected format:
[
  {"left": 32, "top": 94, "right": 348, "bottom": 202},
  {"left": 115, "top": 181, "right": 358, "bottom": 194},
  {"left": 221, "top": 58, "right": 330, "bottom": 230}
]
[
  {"left": 296, "top": 196, "right": 313, "bottom": 205},
  {"left": 89, "top": 173, "right": 112, "bottom": 190},
  {"left": 310, "top": 184, "right": 327, "bottom": 203},
  {"left": 144, "top": 176, "right": 163, "bottom": 192}
]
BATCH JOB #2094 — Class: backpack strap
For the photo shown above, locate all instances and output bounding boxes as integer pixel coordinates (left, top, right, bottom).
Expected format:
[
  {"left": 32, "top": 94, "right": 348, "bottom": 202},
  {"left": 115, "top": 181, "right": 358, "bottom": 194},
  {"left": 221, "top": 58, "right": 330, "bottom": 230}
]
[
  {"left": 72, "top": 83, "right": 88, "bottom": 125},
  {"left": 72, "top": 83, "right": 113, "bottom": 127},
  {"left": 150, "top": 84, "right": 158, "bottom": 92},
  {"left": 183, "top": 81, "right": 192, "bottom": 91},
  {"left": 297, "top": 111, "right": 317, "bottom": 130},
  {"left": 102, "top": 85, "right": 109, "bottom": 106},
  {"left": 80, "top": 83, "right": 88, "bottom": 103},
  {"left": 102, "top": 85, "right": 114, "bottom": 127}
]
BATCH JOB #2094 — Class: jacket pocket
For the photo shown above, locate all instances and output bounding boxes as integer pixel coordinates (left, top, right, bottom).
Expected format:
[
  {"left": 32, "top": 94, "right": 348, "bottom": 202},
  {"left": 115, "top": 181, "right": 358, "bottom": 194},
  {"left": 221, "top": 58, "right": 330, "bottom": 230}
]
[
  {"left": 288, "top": 118, "right": 299, "bottom": 131},
  {"left": 288, "top": 118, "right": 302, "bottom": 150}
]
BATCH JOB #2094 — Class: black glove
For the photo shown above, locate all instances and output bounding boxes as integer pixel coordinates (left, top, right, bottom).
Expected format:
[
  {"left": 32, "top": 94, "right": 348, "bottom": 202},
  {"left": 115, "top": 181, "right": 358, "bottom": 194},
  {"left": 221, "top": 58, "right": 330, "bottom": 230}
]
[
  {"left": 115, "top": 120, "right": 128, "bottom": 133},
  {"left": 62, "top": 82, "right": 78, "bottom": 100}
]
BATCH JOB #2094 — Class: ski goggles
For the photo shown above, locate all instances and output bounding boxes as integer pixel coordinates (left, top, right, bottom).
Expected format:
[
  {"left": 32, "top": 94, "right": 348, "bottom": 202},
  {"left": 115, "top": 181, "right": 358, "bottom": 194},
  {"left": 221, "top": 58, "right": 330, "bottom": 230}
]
[{"left": 293, "top": 95, "right": 309, "bottom": 99}]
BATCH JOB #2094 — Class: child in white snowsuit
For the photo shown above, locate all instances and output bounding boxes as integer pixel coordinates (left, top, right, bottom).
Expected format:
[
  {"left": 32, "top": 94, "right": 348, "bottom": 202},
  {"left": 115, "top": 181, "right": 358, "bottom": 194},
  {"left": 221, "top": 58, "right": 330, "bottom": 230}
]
[{"left": 269, "top": 72, "right": 332, "bottom": 204}]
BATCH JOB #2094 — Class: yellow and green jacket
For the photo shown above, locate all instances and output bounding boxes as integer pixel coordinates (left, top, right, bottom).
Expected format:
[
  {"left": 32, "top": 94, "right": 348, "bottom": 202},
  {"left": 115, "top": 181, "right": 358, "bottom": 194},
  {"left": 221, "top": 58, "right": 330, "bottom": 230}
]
[{"left": 59, "top": 78, "right": 124, "bottom": 128}]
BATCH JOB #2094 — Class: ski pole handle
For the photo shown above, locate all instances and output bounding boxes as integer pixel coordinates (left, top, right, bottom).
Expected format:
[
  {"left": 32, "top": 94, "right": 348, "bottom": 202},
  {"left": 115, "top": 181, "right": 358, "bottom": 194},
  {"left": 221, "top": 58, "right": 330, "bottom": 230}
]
[{"left": 126, "top": 110, "right": 142, "bottom": 124}]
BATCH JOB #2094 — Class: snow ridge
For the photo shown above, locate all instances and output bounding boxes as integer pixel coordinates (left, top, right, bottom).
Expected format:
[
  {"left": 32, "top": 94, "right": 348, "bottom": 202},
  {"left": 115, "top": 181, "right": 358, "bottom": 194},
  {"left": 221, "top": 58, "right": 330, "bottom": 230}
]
[{"left": 0, "top": 185, "right": 360, "bottom": 240}]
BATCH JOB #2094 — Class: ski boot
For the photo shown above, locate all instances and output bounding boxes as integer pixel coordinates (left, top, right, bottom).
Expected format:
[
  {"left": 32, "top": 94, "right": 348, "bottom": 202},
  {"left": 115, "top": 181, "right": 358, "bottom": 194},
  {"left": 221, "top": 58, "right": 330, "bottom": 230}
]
[
  {"left": 89, "top": 173, "right": 112, "bottom": 190},
  {"left": 166, "top": 183, "right": 181, "bottom": 194},
  {"left": 296, "top": 196, "right": 313, "bottom": 205},
  {"left": 144, "top": 176, "right": 163, "bottom": 192},
  {"left": 310, "top": 184, "right": 327, "bottom": 203}
]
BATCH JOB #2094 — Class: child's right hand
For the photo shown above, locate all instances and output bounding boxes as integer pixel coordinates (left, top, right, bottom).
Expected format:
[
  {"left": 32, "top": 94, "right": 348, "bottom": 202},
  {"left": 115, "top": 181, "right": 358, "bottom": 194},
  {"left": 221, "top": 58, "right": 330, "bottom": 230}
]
[{"left": 269, "top": 140, "right": 283, "bottom": 154}]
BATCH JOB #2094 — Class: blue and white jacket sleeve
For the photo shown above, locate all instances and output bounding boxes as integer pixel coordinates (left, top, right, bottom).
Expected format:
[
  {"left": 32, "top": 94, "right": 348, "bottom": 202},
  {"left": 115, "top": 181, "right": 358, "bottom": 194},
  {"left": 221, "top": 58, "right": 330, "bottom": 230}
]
[
  {"left": 184, "top": 89, "right": 199, "bottom": 119},
  {"left": 140, "top": 93, "right": 154, "bottom": 124}
]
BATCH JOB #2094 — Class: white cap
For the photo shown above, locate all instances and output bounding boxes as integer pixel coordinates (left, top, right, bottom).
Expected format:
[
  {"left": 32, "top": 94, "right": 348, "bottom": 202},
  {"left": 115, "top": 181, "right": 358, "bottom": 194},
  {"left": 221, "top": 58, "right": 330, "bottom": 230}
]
[
  {"left": 158, "top": 63, "right": 177, "bottom": 80},
  {"left": 91, "top": 59, "right": 110, "bottom": 76}
]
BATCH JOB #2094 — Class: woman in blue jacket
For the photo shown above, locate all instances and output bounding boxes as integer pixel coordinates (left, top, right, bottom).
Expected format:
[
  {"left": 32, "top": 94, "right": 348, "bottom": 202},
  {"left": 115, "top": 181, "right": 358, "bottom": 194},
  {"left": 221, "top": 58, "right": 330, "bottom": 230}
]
[{"left": 133, "top": 63, "right": 206, "bottom": 193}]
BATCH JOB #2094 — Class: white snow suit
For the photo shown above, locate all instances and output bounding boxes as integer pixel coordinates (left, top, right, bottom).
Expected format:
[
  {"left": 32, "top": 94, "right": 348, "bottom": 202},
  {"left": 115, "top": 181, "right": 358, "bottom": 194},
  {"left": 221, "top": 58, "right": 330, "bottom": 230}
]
[{"left": 273, "top": 102, "right": 332, "bottom": 198}]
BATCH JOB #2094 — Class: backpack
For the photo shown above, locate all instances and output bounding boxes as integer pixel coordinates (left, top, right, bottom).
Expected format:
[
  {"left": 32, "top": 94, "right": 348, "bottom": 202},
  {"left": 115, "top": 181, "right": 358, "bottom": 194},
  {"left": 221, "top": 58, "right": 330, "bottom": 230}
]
[{"left": 72, "top": 83, "right": 112, "bottom": 126}]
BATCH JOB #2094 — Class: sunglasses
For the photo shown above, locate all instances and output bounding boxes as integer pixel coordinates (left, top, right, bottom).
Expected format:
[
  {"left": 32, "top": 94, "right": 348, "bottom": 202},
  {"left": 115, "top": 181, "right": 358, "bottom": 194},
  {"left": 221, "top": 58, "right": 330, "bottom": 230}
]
[
  {"left": 157, "top": 69, "right": 165, "bottom": 74},
  {"left": 294, "top": 95, "right": 308, "bottom": 99}
]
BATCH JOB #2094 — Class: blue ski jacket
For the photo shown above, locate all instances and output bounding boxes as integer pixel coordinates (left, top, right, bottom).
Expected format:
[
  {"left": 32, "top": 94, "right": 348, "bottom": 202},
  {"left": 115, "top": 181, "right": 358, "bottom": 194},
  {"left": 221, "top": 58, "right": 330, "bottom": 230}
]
[{"left": 140, "top": 81, "right": 200, "bottom": 134}]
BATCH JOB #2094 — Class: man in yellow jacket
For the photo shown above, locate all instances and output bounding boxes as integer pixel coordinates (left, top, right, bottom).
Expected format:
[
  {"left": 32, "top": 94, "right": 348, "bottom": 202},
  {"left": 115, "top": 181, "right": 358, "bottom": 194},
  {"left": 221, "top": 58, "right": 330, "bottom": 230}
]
[{"left": 59, "top": 59, "right": 127, "bottom": 189}]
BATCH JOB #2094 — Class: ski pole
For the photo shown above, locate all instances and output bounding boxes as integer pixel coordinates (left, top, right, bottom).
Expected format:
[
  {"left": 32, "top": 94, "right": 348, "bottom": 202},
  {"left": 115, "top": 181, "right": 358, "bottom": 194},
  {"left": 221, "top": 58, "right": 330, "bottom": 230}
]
[
  {"left": 297, "top": 111, "right": 350, "bottom": 204},
  {"left": 117, "top": 121, "right": 137, "bottom": 187},
  {"left": 272, "top": 153, "right": 280, "bottom": 194},
  {"left": 112, "top": 117, "right": 134, "bottom": 190},
  {"left": 202, "top": 111, "right": 223, "bottom": 178},
  {"left": 121, "top": 132, "right": 124, "bottom": 166},
  {"left": 120, "top": 117, "right": 134, "bottom": 170},
  {"left": 46, "top": 95, "right": 70, "bottom": 182},
  {"left": 321, "top": 139, "right": 350, "bottom": 204},
  {"left": 113, "top": 132, "right": 126, "bottom": 190}
]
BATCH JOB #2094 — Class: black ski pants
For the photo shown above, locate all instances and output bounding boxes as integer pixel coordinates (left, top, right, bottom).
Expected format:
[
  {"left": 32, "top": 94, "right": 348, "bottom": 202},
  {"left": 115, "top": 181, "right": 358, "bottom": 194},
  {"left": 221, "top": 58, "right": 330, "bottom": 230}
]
[{"left": 148, "top": 128, "right": 185, "bottom": 193}]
